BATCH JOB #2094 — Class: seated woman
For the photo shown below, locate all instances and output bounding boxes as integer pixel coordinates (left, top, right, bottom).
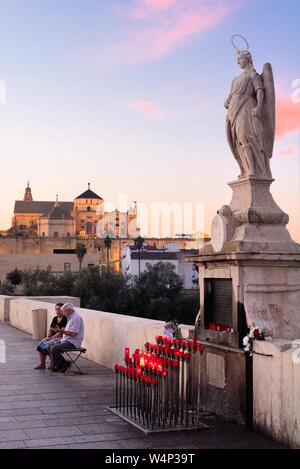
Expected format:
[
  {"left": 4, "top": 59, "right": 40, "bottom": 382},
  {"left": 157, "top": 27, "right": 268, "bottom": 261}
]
[{"left": 34, "top": 303, "right": 67, "bottom": 370}]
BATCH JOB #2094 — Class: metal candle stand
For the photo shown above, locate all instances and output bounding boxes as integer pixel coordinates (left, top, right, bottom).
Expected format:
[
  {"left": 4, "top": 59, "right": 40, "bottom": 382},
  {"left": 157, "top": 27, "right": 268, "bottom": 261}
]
[{"left": 107, "top": 336, "right": 209, "bottom": 433}]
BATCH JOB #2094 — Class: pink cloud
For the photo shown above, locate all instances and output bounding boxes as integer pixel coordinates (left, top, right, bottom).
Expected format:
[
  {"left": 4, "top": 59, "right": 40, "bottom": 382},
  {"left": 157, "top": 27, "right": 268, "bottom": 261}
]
[
  {"left": 146, "top": 0, "right": 176, "bottom": 7},
  {"left": 275, "top": 97, "right": 300, "bottom": 140},
  {"left": 110, "top": 0, "right": 244, "bottom": 64},
  {"left": 127, "top": 101, "right": 165, "bottom": 118},
  {"left": 277, "top": 146, "right": 296, "bottom": 156}
]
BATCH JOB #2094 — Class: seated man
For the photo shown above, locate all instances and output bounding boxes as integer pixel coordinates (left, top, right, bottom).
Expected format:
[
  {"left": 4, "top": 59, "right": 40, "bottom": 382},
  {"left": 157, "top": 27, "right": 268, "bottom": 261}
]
[{"left": 49, "top": 303, "right": 84, "bottom": 373}]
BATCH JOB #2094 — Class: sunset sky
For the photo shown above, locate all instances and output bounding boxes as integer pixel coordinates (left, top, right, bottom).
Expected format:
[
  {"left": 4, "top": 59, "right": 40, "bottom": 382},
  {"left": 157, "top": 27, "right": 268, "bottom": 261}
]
[{"left": 0, "top": 0, "right": 299, "bottom": 240}]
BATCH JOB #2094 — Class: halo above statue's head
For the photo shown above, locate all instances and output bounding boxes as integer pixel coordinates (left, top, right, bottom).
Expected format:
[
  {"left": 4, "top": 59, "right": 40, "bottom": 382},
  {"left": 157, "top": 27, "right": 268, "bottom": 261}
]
[{"left": 231, "top": 34, "right": 249, "bottom": 51}]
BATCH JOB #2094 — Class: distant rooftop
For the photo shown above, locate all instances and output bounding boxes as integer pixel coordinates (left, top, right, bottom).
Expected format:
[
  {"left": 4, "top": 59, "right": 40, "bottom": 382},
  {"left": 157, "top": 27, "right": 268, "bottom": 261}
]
[
  {"left": 41, "top": 204, "right": 73, "bottom": 220},
  {"left": 14, "top": 201, "right": 74, "bottom": 216},
  {"left": 75, "top": 183, "right": 103, "bottom": 201},
  {"left": 131, "top": 251, "right": 178, "bottom": 260}
]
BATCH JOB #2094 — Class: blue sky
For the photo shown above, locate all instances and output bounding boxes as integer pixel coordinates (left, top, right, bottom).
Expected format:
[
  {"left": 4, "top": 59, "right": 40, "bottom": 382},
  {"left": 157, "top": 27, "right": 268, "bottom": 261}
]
[{"left": 0, "top": 0, "right": 299, "bottom": 239}]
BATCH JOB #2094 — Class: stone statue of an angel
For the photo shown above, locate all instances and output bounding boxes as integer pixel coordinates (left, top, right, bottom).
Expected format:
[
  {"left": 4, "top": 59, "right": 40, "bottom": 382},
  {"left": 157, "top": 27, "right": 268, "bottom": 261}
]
[{"left": 225, "top": 35, "right": 275, "bottom": 179}]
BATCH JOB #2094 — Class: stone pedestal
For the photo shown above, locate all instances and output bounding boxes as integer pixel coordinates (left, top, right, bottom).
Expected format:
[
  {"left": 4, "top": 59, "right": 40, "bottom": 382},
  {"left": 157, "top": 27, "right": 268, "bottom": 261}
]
[
  {"left": 187, "top": 175, "right": 300, "bottom": 425},
  {"left": 193, "top": 175, "right": 300, "bottom": 341},
  {"left": 210, "top": 176, "right": 298, "bottom": 254},
  {"left": 190, "top": 250, "right": 300, "bottom": 342}
]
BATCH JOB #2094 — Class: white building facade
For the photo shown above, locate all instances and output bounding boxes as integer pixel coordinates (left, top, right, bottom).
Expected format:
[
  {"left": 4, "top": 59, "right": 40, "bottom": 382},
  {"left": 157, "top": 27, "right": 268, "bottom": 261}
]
[{"left": 122, "top": 242, "right": 198, "bottom": 290}]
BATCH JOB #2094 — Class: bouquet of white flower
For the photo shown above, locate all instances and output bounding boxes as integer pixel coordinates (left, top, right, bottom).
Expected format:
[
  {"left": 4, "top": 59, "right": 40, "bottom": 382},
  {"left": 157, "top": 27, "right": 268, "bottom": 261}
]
[{"left": 243, "top": 328, "right": 265, "bottom": 356}]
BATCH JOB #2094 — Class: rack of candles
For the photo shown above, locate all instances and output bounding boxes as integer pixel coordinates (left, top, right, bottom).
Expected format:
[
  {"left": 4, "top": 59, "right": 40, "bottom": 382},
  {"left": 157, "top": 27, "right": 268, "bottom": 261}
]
[
  {"left": 209, "top": 323, "right": 234, "bottom": 333},
  {"left": 112, "top": 336, "right": 205, "bottom": 432}
]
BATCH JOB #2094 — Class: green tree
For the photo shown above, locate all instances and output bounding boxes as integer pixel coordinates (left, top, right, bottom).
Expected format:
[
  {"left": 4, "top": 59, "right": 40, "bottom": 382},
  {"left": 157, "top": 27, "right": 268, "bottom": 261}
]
[
  {"left": 72, "top": 265, "right": 101, "bottom": 307},
  {"left": 75, "top": 242, "right": 87, "bottom": 272},
  {"left": 0, "top": 280, "right": 15, "bottom": 295},
  {"left": 72, "top": 266, "right": 129, "bottom": 312},
  {"left": 6, "top": 268, "right": 22, "bottom": 286},
  {"left": 137, "top": 262, "right": 183, "bottom": 301},
  {"left": 8, "top": 262, "right": 197, "bottom": 325},
  {"left": 134, "top": 236, "right": 145, "bottom": 280},
  {"left": 22, "top": 267, "right": 57, "bottom": 296},
  {"left": 128, "top": 262, "right": 184, "bottom": 320},
  {"left": 55, "top": 271, "right": 76, "bottom": 296}
]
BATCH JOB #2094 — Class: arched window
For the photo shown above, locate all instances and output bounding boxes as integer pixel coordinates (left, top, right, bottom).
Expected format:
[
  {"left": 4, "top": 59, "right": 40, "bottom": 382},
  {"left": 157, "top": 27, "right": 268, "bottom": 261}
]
[
  {"left": 86, "top": 222, "right": 92, "bottom": 234},
  {"left": 87, "top": 206, "right": 91, "bottom": 212}
]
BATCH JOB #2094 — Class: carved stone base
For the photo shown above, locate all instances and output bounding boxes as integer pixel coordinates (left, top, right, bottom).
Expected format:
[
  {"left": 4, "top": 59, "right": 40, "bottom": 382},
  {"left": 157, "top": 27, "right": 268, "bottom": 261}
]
[
  {"left": 209, "top": 176, "right": 298, "bottom": 254},
  {"left": 228, "top": 176, "right": 289, "bottom": 226}
]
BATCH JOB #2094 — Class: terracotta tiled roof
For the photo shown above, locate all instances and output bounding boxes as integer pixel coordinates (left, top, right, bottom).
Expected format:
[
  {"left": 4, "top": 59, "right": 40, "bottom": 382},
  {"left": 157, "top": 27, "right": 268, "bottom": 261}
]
[
  {"left": 41, "top": 205, "right": 73, "bottom": 220},
  {"left": 14, "top": 201, "right": 74, "bottom": 216}
]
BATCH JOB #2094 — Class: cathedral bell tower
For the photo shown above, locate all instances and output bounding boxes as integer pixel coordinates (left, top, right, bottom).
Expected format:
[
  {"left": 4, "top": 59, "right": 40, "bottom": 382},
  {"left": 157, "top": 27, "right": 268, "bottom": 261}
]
[{"left": 24, "top": 182, "right": 33, "bottom": 202}]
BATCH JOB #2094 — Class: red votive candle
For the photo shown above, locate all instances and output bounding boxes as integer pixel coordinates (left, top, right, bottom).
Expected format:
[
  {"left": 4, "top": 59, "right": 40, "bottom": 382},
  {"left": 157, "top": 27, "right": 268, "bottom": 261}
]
[{"left": 124, "top": 348, "right": 130, "bottom": 361}]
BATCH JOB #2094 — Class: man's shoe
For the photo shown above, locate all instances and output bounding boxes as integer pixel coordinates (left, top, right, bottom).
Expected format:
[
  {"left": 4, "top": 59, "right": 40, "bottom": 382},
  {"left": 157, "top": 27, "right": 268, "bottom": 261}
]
[
  {"left": 34, "top": 364, "right": 45, "bottom": 370},
  {"left": 60, "top": 361, "right": 71, "bottom": 373}
]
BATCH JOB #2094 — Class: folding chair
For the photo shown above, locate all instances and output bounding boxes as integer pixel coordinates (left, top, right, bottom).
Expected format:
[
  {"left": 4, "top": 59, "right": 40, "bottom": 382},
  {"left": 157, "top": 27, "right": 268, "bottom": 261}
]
[{"left": 61, "top": 347, "right": 86, "bottom": 374}]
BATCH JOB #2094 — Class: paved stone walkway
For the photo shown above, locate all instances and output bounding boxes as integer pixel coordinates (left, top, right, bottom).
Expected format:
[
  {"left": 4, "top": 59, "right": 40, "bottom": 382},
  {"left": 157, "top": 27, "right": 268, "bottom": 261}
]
[{"left": 0, "top": 322, "right": 288, "bottom": 449}]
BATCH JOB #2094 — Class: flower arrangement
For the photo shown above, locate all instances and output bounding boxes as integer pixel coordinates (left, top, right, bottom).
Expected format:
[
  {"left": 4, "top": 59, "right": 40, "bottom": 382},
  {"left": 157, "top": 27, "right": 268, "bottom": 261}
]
[
  {"left": 243, "top": 327, "right": 265, "bottom": 356},
  {"left": 164, "top": 319, "right": 183, "bottom": 339}
]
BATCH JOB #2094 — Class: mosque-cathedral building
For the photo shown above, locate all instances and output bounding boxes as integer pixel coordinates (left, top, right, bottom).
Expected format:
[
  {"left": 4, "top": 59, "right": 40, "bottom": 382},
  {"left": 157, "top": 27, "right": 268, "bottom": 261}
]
[
  {"left": 9, "top": 182, "right": 138, "bottom": 240},
  {"left": 0, "top": 183, "right": 203, "bottom": 280}
]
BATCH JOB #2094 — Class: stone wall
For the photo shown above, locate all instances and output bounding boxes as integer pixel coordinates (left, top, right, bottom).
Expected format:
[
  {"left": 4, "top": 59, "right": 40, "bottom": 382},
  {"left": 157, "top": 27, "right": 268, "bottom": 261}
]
[
  {"left": 0, "top": 295, "right": 80, "bottom": 322},
  {"left": 0, "top": 253, "right": 99, "bottom": 280},
  {"left": 253, "top": 339, "right": 300, "bottom": 448}
]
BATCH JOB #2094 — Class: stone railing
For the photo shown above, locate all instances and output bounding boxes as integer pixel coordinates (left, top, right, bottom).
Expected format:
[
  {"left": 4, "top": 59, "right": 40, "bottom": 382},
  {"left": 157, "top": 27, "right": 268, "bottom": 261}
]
[
  {"left": 0, "top": 295, "right": 194, "bottom": 370},
  {"left": 253, "top": 339, "right": 300, "bottom": 448}
]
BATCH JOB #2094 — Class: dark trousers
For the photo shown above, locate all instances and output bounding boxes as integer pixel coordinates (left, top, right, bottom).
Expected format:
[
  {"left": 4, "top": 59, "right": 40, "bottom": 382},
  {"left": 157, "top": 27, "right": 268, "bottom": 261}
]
[{"left": 50, "top": 341, "right": 76, "bottom": 369}]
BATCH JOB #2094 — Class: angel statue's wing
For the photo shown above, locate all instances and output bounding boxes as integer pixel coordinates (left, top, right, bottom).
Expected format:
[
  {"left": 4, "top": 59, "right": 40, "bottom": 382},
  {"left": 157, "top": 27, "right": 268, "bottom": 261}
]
[{"left": 261, "top": 63, "right": 275, "bottom": 159}]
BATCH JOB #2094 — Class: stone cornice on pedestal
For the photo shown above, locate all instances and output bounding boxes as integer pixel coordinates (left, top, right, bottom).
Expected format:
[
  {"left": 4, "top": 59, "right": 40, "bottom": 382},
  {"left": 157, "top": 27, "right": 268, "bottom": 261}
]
[
  {"left": 186, "top": 248, "right": 300, "bottom": 266},
  {"left": 206, "top": 175, "right": 298, "bottom": 255}
]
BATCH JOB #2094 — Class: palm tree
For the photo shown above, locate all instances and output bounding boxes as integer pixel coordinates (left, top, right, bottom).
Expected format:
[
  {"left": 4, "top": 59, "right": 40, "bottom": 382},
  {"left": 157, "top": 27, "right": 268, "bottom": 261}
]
[
  {"left": 134, "top": 236, "right": 144, "bottom": 280},
  {"left": 75, "top": 242, "right": 87, "bottom": 272},
  {"left": 104, "top": 235, "right": 112, "bottom": 277}
]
